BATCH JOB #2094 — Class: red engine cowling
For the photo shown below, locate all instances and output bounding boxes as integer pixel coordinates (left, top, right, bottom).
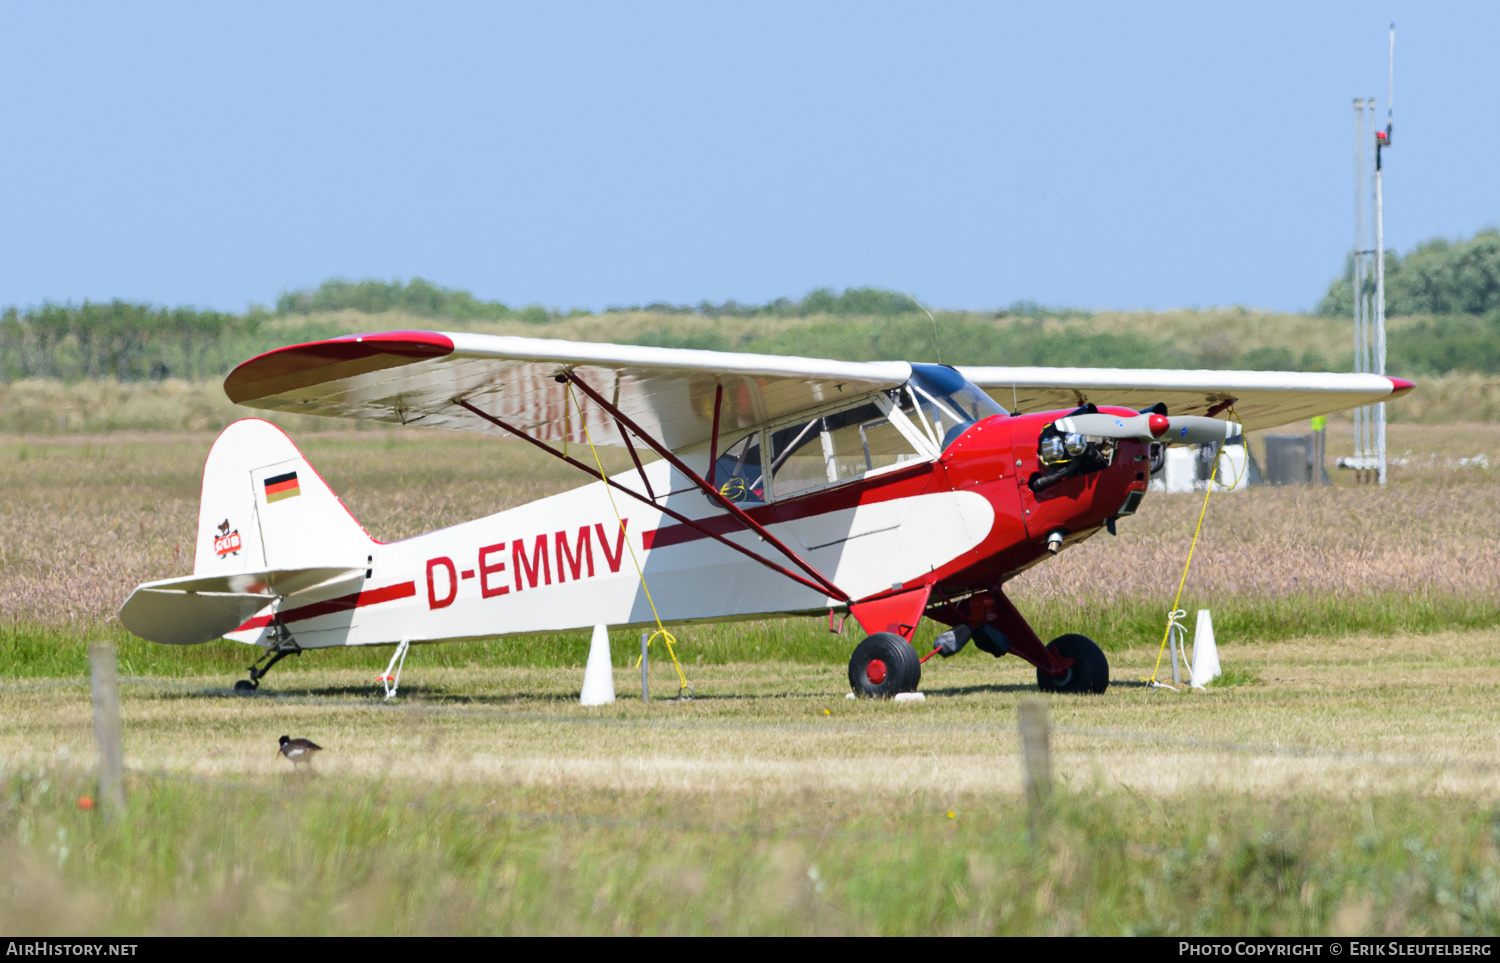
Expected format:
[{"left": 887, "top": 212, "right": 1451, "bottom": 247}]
[{"left": 936, "top": 409, "right": 1150, "bottom": 588}]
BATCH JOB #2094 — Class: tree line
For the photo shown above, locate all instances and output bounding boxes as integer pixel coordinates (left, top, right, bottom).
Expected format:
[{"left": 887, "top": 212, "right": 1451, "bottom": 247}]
[
  {"left": 0, "top": 301, "right": 273, "bottom": 382},
  {"left": 1316, "top": 229, "right": 1500, "bottom": 377},
  {"left": 5, "top": 248, "right": 1500, "bottom": 384},
  {"left": 0, "top": 281, "right": 1093, "bottom": 383}
]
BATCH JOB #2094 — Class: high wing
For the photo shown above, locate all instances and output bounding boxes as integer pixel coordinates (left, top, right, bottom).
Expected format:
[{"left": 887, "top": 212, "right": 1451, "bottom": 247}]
[
  {"left": 225, "top": 331, "right": 910, "bottom": 452},
  {"left": 957, "top": 366, "right": 1415, "bottom": 432}
]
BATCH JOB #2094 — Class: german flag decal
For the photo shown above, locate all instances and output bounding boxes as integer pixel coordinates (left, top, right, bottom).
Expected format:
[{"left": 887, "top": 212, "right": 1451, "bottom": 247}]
[{"left": 264, "top": 471, "right": 301, "bottom": 503}]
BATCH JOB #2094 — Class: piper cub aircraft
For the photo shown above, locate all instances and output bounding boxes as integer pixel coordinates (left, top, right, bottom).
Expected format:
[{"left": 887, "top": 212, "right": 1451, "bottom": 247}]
[{"left": 119, "top": 331, "right": 1414, "bottom": 696}]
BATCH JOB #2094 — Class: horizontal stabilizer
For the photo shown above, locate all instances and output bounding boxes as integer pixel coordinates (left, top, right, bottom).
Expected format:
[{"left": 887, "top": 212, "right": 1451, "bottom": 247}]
[{"left": 119, "top": 566, "right": 365, "bottom": 646}]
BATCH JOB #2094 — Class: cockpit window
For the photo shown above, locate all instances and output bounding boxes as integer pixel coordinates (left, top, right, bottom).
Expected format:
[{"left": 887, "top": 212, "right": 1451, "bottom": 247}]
[
  {"left": 907, "top": 363, "right": 1008, "bottom": 451},
  {"left": 712, "top": 433, "right": 766, "bottom": 505},
  {"left": 769, "top": 397, "right": 928, "bottom": 500}
]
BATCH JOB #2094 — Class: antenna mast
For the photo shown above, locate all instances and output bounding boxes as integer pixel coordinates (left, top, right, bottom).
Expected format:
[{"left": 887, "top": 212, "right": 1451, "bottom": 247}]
[
  {"left": 1345, "top": 25, "right": 1394, "bottom": 485},
  {"left": 1352, "top": 97, "right": 1369, "bottom": 477},
  {"left": 1373, "top": 22, "right": 1394, "bottom": 485}
]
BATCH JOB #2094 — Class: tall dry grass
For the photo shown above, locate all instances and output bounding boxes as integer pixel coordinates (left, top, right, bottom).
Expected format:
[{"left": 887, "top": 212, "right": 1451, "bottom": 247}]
[
  {"left": 1024, "top": 472, "right": 1500, "bottom": 610},
  {"left": 0, "top": 432, "right": 632, "bottom": 631},
  {"left": 0, "top": 422, "right": 1494, "bottom": 667},
  {"left": 0, "top": 378, "right": 373, "bottom": 435}
]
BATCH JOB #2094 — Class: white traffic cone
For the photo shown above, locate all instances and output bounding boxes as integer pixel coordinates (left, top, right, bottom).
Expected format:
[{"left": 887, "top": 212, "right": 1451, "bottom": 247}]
[
  {"left": 1188, "top": 609, "right": 1222, "bottom": 689},
  {"left": 580, "top": 624, "right": 616, "bottom": 706}
]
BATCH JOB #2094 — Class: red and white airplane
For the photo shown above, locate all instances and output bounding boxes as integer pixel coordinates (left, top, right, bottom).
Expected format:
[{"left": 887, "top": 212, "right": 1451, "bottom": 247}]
[{"left": 119, "top": 331, "right": 1414, "bottom": 696}]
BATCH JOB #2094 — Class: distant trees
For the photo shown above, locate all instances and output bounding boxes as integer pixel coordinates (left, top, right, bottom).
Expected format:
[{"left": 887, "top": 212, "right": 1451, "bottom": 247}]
[
  {"left": 609, "top": 286, "right": 925, "bottom": 319},
  {"left": 1314, "top": 229, "right": 1500, "bottom": 375},
  {"left": 13, "top": 265, "right": 1500, "bottom": 385},
  {"left": 1388, "top": 314, "right": 1500, "bottom": 376},
  {"left": 276, "top": 279, "right": 1089, "bottom": 323},
  {"left": 276, "top": 277, "right": 520, "bottom": 321},
  {"left": 1318, "top": 229, "right": 1500, "bottom": 318},
  {"left": 0, "top": 301, "right": 265, "bottom": 382}
]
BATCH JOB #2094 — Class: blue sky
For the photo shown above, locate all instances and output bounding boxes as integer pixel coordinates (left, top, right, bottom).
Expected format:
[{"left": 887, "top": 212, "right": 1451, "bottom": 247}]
[{"left": 0, "top": 2, "right": 1493, "bottom": 314}]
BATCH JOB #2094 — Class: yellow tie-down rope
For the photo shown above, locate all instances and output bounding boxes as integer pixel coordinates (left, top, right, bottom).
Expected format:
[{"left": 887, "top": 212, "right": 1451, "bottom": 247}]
[
  {"left": 568, "top": 386, "right": 694, "bottom": 700},
  {"left": 1145, "top": 412, "right": 1246, "bottom": 690}
]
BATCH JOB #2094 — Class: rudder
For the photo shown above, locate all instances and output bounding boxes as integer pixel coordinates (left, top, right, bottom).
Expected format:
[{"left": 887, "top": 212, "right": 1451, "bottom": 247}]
[{"left": 195, "top": 419, "right": 374, "bottom": 575}]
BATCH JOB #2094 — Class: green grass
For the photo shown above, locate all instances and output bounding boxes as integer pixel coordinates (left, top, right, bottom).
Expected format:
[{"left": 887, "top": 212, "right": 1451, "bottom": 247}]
[
  {"left": 8, "top": 626, "right": 1500, "bottom": 935},
  {"left": 4, "top": 767, "right": 1498, "bottom": 935},
  {"left": 1209, "top": 665, "right": 1263, "bottom": 688},
  {"left": 5, "top": 587, "right": 1499, "bottom": 681}
]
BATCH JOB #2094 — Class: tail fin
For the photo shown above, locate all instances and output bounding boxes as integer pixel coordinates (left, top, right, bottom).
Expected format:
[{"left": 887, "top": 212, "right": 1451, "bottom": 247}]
[{"left": 195, "top": 419, "right": 375, "bottom": 574}]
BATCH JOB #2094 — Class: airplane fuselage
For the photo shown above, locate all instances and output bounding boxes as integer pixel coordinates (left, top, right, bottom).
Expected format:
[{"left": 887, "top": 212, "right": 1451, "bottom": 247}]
[{"left": 225, "top": 408, "right": 1152, "bottom": 650}]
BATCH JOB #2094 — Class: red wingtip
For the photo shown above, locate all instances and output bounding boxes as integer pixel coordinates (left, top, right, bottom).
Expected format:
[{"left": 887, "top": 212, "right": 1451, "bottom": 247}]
[
  {"left": 1386, "top": 376, "right": 1416, "bottom": 399},
  {"left": 225, "top": 330, "right": 455, "bottom": 405}
]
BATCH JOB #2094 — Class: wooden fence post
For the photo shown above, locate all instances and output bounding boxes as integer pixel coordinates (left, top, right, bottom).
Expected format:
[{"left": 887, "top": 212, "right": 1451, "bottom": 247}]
[
  {"left": 89, "top": 643, "right": 126, "bottom": 818},
  {"left": 1018, "top": 699, "right": 1051, "bottom": 844}
]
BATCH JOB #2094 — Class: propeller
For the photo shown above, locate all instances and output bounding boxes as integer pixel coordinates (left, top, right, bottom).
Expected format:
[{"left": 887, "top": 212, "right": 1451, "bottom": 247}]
[{"left": 1053, "top": 413, "right": 1242, "bottom": 445}]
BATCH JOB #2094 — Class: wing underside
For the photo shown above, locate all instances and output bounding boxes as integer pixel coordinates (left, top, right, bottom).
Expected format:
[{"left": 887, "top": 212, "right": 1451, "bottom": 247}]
[
  {"left": 224, "top": 331, "right": 1414, "bottom": 448},
  {"left": 957, "top": 366, "right": 1414, "bottom": 432},
  {"left": 225, "top": 331, "right": 910, "bottom": 452}
]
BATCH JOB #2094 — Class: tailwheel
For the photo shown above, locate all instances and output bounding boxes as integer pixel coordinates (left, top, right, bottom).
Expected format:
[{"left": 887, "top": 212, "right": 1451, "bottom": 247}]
[
  {"left": 1035, "top": 633, "right": 1109, "bottom": 694},
  {"left": 848, "top": 632, "right": 921, "bottom": 698},
  {"left": 236, "top": 637, "right": 301, "bottom": 695}
]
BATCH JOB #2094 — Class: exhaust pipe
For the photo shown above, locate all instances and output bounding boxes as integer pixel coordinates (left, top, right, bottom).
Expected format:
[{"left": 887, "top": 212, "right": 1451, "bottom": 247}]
[{"left": 1045, "top": 531, "right": 1064, "bottom": 555}]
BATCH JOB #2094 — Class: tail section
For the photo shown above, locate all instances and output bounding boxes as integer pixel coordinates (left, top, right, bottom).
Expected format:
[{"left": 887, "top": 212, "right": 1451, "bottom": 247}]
[
  {"left": 194, "top": 419, "right": 375, "bottom": 574},
  {"left": 123, "top": 420, "right": 375, "bottom": 646}
]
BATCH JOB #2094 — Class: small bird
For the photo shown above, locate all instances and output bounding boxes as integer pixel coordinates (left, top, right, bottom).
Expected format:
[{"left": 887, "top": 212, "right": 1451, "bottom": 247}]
[{"left": 277, "top": 735, "right": 322, "bottom": 770}]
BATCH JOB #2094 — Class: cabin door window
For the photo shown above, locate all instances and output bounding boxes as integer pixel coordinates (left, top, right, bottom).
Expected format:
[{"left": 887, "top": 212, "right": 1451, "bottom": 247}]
[{"left": 768, "top": 397, "right": 927, "bottom": 500}]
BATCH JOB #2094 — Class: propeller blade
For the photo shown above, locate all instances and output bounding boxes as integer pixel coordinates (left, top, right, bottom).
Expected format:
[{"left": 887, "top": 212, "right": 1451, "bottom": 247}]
[
  {"left": 1053, "top": 412, "right": 1169, "bottom": 440},
  {"left": 1052, "top": 412, "right": 1242, "bottom": 445},
  {"left": 1162, "top": 416, "right": 1244, "bottom": 445}
]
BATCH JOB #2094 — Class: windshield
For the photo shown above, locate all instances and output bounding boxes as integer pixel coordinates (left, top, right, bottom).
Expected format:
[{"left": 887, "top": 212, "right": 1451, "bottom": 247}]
[{"left": 907, "top": 364, "right": 1008, "bottom": 451}]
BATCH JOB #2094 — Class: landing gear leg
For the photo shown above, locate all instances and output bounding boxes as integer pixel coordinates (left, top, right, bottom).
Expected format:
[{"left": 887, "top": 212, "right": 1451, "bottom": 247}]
[
  {"left": 986, "top": 589, "right": 1108, "bottom": 694},
  {"left": 234, "top": 619, "right": 301, "bottom": 694}
]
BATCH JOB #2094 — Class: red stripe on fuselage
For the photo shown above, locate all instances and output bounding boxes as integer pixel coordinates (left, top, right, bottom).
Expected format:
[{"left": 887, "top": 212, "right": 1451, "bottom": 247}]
[
  {"left": 233, "top": 580, "right": 416, "bottom": 632},
  {"left": 641, "top": 459, "right": 937, "bottom": 551}
]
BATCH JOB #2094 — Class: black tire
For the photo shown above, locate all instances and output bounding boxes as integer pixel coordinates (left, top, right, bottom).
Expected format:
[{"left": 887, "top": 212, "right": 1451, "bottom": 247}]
[
  {"left": 1035, "top": 633, "right": 1109, "bottom": 694},
  {"left": 233, "top": 679, "right": 258, "bottom": 695},
  {"left": 848, "top": 632, "right": 921, "bottom": 698}
]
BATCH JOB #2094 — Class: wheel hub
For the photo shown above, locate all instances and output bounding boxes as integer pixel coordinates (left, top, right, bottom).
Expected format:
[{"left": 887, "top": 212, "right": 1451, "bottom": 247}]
[{"left": 866, "top": 659, "right": 887, "bottom": 685}]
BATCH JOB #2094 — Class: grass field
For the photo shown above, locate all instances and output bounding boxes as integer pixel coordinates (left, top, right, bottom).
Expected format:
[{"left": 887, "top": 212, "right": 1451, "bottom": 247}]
[
  {"left": 1, "top": 420, "right": 1496, "bottom": 671},
  {"left": 2, "top": 422, "right": 1498, "bottom": 934},
  {"left": 5, "top": 631, "right": 1500, "bottom": 935}
]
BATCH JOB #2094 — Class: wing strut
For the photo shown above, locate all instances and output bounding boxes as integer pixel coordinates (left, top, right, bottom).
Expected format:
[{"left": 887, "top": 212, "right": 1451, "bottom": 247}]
[
  {"left": 706, "top": 384, "right": 723, "bottom": 488},
  {"left": 565, "top": 373, "right": 849, "bottom": 603},
  {"left": 617, "top": 421, "right": 657, "bottom": 502},
  {"left": 453, "top": 397, "right": 851, "bottom": 603}
]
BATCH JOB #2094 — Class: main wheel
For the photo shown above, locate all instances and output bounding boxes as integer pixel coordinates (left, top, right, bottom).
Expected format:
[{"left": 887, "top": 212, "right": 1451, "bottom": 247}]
[
  {"left": 1035, "top": 633, "right": 1109, "bottom": 694},
  {"left": 233, "top": 679, "right": 258, "bottom": 695},
  {"left": 848, "top": 632, "right": 921, "bottom": 698}
]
